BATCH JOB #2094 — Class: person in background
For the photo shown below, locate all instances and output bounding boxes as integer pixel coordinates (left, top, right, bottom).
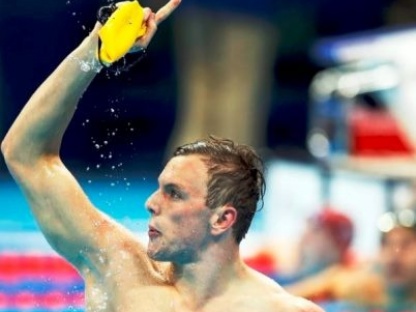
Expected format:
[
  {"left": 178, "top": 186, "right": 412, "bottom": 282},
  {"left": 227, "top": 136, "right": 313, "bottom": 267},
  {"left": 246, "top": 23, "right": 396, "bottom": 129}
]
[
  {"left": 285, "top": 208, "right": 416, "bottom": 310},
  {"left": 375, "top": 208, "right": 416, "bottom": 310},
  {"left": 277, "top": 208, "right": 355, "bottom": 287}
]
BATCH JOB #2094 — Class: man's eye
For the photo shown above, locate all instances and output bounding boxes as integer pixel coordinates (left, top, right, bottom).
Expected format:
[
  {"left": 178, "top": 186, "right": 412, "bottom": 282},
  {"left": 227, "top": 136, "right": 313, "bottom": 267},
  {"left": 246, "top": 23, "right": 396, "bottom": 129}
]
[{"left": 168, "top": 189, "right": 182, "bottom": 200}]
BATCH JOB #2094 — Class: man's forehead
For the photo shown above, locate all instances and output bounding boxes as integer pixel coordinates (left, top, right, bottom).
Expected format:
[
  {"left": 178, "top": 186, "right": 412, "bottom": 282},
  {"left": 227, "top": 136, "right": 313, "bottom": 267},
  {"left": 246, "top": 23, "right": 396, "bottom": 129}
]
[
  {"left": 383, "top": 227, "right": 416, "bottom": 242},
  {"left": 159, "top": 155, "right": 208, "bottom": 186}
]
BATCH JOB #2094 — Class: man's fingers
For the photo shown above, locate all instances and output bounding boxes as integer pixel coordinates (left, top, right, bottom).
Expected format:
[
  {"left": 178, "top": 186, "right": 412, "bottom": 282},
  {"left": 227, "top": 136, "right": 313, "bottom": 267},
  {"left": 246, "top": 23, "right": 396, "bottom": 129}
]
[
  {"left": 143, "top": 7, "right": 152, "bottom": 21},
  {"left": 155, "top": 0, "right": 181, "bottom": 25},
  {"left": 132, "top": 13, "right": 157, "bottom": 48},
  {"left": 142, "top": 13, "right": 158, "bottom": 45},
  {"left": 130, "top": 0, "right": 179, "bottom": 49}
]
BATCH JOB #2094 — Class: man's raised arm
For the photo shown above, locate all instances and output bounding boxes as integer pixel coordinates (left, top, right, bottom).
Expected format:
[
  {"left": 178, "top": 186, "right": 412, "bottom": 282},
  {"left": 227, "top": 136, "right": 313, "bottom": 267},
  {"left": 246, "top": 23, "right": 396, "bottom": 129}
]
[
  {"left": 0, "top": 0, "right": 180, "bottom": 270},
  {"left": 1, "top": 23, "right": 107, "bottom": 260}
]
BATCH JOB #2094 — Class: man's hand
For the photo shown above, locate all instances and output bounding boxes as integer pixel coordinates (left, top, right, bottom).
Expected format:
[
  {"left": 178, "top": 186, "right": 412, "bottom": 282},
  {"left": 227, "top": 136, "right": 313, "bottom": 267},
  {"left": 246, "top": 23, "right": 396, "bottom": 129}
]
[
  {"left": 134, "top": 0, "right": 181, "bottom": 49},
  {"left": 92, "top": 0, "right": 181, "bottom": 65}
]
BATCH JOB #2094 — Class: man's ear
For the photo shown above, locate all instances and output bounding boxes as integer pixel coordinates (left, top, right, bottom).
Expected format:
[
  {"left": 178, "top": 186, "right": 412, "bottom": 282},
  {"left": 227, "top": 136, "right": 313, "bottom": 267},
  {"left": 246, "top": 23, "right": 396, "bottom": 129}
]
[{"left": 210, "top": 205, "right": 237, "bottom": 236}]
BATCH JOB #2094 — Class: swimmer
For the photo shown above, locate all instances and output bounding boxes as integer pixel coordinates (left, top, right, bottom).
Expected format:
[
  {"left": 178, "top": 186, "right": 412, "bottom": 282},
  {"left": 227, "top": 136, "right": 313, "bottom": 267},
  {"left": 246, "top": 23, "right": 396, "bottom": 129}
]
[
  {"left": 1, "top": 1, "right": 323, "bottom": 311},
  {"left": 287, "top": 209, "right": 416, "bottom": 309}
]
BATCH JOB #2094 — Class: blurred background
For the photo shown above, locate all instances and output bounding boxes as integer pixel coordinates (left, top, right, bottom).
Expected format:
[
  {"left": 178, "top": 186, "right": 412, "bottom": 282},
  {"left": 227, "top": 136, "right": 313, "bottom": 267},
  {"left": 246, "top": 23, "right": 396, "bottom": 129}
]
[{"left": 1, "top": 0, "right": 416, "bottom": 311}]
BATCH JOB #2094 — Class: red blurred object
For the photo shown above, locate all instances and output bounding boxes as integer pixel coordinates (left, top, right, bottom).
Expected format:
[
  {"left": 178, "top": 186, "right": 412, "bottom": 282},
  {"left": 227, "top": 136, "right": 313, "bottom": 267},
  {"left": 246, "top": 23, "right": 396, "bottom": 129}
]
[
  {"left": 348, "top": 106, "right": 414, "bottom": 156},
  {"left": 0, "top": 292, "right": 9, "bottom": 308},
  {"left": 0, "top": 252, "right": 84, "bottom": 310},
  {"left": 12, "top": 291, "right": 37, "bottom": 309},
  {"left": 310, "top": 208, "right": 354, "bottom": 255},
  {"left": 244, "top": 250, "right": 277, "bottom": 276},
  {"left": 0, "top": 252, "right": 81, "bottom": 281},
  {"left": 41, "top": 291, "right": 67, "bottom": 309}
]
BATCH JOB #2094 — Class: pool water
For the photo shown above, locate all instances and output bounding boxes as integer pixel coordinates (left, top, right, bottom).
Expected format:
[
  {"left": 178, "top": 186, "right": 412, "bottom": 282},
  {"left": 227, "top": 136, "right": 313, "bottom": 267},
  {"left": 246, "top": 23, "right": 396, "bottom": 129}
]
[{"left": 0, "top": 176, "right": 155, "bottom": 312}]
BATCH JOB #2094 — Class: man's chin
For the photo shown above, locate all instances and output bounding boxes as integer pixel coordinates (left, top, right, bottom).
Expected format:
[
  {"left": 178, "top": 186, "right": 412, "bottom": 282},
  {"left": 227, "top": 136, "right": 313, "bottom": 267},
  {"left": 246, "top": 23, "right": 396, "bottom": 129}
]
[{"left": 147, "top": 248, "right": 168, "bottom": 262}]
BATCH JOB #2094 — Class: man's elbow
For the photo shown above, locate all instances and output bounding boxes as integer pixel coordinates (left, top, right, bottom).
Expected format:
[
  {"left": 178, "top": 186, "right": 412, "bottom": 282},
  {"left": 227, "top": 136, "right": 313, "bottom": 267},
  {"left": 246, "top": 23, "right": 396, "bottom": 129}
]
[
  {"left": 1, "top": 136, "right": 21, "bottom": 174},
  {"left": 1, "top": 136, "right": 13, "bottom": 164},
  {"left": 1, "top": 136, "right": 35, "bottom": 174}
]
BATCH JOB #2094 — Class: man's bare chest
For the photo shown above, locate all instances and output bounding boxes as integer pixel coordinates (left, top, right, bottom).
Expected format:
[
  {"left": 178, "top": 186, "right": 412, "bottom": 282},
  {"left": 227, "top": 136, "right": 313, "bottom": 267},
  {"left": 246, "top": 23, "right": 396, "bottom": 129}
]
[
  {"left": 85, "top": 282, "right": 177, "bottom": 312},
  {"left": 84, "top": 282, "right": 261, "bottom": 312}
]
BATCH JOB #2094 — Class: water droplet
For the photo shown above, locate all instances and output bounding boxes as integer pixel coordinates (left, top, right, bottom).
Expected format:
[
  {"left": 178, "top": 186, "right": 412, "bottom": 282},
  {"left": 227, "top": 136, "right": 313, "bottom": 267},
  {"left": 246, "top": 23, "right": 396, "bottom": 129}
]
[
  {"left": 80, "top": 62, "right": 90, "bottom": 72},
  {"left": 96, "top": 164, "right": 101, "bottom": 169},
  {"left": 95, "top": 144, "right": 101, "bottom": 149}
]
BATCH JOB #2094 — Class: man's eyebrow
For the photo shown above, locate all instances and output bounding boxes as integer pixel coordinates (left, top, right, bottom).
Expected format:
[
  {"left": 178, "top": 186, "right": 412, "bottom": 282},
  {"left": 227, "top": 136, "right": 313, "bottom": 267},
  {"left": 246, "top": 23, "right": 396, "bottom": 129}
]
[
  {"left": 163, "top": 183, "right": 182, "bottom": 190},
  {"left": 160, "top": 182, "right": 186, "bottom": 193}
]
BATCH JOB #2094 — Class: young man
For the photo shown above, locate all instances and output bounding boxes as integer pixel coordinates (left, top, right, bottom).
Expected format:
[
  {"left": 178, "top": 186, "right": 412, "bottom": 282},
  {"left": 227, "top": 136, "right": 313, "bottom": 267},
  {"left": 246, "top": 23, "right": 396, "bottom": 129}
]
[
  {"left": 278, "top": 208, "right": 354, "bottom": 287},
  {"left": 287, "top": 209, "right": 416, "bottom": 310},
  {"left": 1, "top": 1, "right": 323, "bottom": 311},
  {"left": 378, "top": 208, "right": 416, "bottom": 309}
]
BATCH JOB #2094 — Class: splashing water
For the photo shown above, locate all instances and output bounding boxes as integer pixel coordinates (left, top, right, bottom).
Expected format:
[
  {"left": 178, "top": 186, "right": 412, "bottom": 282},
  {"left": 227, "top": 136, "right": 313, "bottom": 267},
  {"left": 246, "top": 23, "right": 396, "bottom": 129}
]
[{"left": 82, "top": 119, "right": 90, "bottom": 127}]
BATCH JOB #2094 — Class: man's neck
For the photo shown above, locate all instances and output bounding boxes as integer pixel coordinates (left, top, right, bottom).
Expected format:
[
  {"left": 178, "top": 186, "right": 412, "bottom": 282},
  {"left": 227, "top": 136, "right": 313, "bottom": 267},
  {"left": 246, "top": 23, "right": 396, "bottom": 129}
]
[{"left": 170, "top": 242, "right": 245, "bottom": 309}]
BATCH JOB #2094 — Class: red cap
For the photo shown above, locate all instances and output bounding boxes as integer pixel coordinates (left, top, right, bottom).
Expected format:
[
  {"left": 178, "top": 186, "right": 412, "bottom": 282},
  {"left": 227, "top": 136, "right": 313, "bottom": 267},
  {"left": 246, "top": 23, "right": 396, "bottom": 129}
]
[{"left": 310, "top": 208, "right": 354, "bottom": 252}]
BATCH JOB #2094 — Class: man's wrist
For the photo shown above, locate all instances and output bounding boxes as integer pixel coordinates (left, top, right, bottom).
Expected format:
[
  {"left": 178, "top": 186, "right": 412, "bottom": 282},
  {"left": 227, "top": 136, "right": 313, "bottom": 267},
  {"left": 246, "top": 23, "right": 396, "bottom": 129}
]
[
  {"left": 68, "top": 53, "right": 103, "bottom": 73},
  {"left": 69, "top": 35, "right": 104, "bottom": 73}
]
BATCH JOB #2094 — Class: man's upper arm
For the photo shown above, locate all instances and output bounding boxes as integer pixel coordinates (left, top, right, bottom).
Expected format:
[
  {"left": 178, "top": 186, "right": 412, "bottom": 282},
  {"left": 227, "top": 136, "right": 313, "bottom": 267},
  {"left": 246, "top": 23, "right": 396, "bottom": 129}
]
[{"left": 9, "top": 156, "right": 144, "bottom": 269}]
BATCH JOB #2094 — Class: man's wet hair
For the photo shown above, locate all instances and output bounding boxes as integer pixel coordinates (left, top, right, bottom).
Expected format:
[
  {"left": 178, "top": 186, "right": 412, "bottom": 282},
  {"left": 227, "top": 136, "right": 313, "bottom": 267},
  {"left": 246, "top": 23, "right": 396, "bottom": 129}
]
[{"left": 174, "top": 135, "right": 266, "bottom": 243}]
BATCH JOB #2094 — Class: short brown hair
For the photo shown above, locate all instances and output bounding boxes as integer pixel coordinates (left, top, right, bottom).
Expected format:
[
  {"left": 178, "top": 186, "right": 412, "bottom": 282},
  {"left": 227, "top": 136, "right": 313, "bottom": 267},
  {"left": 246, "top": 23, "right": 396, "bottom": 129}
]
[{"left": 173, "top": 136, "right": 266, "bottom": 243}]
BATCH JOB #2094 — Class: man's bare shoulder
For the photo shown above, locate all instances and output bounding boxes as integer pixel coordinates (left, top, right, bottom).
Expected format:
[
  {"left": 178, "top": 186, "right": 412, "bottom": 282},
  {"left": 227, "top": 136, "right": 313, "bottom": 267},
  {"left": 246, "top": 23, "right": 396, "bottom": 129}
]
[
  {"left": 240, "top": 267, "right": 324, "bottom": 312},
  {"left": 272, "top": 293, "right": 325, "bottom": 312}
]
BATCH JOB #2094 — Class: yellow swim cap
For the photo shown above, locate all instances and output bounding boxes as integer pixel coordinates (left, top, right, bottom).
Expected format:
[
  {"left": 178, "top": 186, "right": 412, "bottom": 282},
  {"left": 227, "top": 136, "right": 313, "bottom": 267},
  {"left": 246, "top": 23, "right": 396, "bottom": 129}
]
[{"left": 98, "top": 1, "right": 146, "bottom": 65}]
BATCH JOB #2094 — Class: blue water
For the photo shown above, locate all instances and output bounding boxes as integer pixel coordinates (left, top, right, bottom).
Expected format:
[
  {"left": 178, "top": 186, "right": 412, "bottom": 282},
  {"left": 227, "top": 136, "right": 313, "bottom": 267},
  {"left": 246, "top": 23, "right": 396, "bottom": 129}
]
[
  {"left": 0, "top": 175, "right": 157, "bottom": 232},
  {"left": 0, "top": 174, "right": 157, "bottom": 312}
]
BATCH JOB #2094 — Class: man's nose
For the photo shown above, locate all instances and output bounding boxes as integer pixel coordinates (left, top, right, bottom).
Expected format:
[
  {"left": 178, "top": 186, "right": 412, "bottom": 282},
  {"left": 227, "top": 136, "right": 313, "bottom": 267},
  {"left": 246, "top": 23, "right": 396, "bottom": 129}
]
[{"left": 145, "top": 190, "right": 160, "bottom": 215}]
